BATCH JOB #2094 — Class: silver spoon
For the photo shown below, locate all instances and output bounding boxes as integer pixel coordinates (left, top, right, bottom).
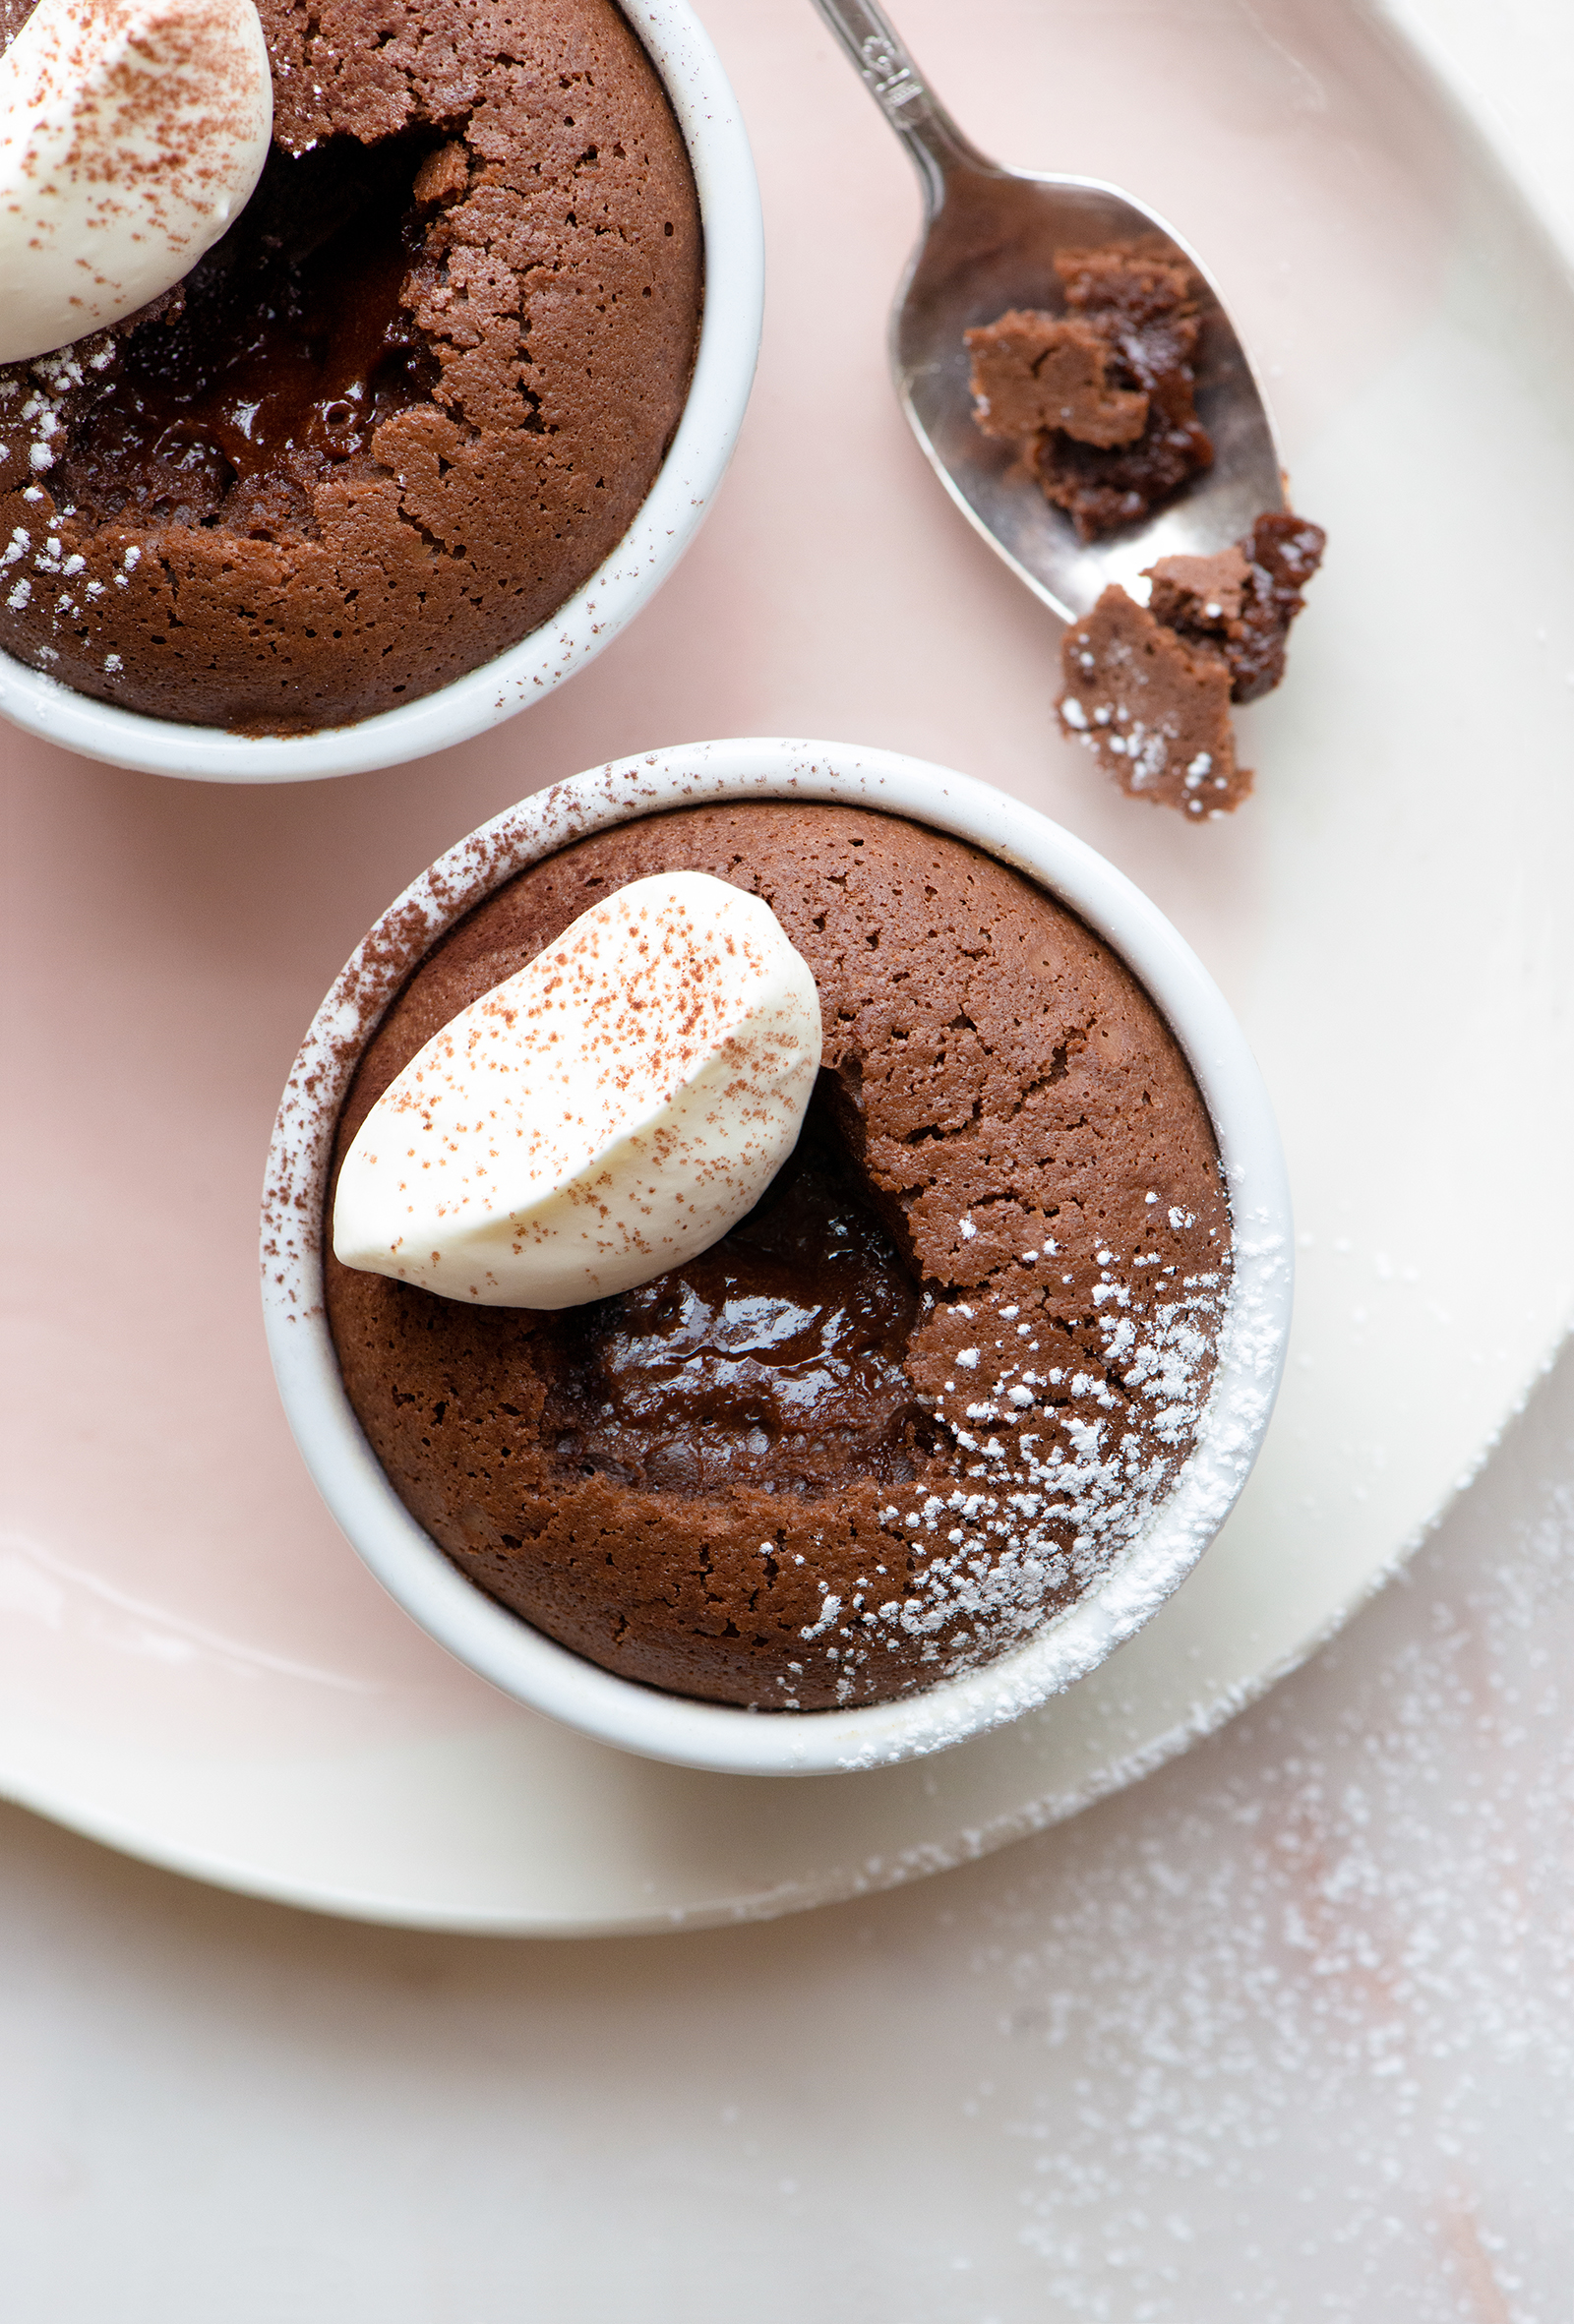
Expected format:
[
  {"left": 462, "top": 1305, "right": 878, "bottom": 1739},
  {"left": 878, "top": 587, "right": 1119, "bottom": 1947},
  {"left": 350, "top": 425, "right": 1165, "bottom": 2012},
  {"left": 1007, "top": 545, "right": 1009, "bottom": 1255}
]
[{"left": 811, "top": 0, "right": 1286, "bottom": 624}]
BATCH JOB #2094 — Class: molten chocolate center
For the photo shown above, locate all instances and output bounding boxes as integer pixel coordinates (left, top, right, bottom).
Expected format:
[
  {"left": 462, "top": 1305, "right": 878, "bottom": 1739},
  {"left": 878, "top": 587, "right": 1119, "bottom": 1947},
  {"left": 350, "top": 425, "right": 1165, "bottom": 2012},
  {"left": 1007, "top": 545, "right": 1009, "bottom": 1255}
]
[
  {"left": 543, "top": 1092, "right": 939, "bottom": 1497},
  {"left": 54, "top": 137, "right": 440, "bottom": 536}
]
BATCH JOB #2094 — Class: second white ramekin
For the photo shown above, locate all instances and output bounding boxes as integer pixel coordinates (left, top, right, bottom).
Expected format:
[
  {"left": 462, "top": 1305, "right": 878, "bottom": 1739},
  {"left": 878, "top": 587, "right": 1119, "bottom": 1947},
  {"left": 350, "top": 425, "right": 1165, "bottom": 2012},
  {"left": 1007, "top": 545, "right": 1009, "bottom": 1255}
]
[{"left": 0, "top": 1, "right": 763, "bottom": 783}]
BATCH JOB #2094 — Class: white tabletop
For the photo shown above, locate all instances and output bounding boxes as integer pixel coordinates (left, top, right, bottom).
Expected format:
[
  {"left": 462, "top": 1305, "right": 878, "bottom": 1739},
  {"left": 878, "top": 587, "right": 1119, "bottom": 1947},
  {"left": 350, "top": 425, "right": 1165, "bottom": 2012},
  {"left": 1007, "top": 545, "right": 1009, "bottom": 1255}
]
[
  {"left": 5, "top": 1340, "right": 1570, "bottom": 2316},
  {"left": 6, "top": 3, "right": 1572, "bottom": 2316}
]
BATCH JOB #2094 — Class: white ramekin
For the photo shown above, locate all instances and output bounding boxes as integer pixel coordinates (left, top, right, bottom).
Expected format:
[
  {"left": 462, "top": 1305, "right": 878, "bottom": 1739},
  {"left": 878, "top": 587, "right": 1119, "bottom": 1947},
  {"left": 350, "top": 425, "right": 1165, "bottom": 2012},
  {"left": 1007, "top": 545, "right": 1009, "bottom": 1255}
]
[
  {"left": 0, "top": 2, "right": 761, "bottom": 784},
  {"left": 262, "top": 741, "right": 1294, "bottom": 1775}
]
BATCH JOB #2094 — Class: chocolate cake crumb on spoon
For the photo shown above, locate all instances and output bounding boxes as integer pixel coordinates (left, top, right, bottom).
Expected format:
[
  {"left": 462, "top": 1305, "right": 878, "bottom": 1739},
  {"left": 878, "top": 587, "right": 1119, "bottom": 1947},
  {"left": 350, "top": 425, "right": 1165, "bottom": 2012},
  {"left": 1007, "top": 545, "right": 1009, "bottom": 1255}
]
[
  {"left": 812, "top": 0, "right": 1324, "bottom": 817},
  {"left": 811, "top": 0, "right": 1286, "bottom": 618}
]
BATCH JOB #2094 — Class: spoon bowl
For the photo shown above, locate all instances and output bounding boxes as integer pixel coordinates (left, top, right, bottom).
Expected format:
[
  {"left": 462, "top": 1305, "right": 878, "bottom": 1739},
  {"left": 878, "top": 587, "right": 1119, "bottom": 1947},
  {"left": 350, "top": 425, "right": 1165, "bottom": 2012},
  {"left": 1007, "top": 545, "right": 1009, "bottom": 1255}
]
[{"left": 814, "top": 1, "right": 1286, "bottom": 622}]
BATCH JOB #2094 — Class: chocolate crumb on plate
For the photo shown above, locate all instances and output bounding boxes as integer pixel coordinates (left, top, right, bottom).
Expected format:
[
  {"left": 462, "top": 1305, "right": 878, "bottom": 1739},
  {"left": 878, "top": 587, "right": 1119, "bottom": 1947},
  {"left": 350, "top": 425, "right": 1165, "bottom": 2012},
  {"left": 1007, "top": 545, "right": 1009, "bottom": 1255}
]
[
  {"left": 1059, "top": 587, "right": 1246, "bottom": 818},
  {"left": 1057, "top": 511, "right": 1326, "bottom": 818},
  {"left": 1147, "top": 512, "right": 1327, "bottom": 703}
]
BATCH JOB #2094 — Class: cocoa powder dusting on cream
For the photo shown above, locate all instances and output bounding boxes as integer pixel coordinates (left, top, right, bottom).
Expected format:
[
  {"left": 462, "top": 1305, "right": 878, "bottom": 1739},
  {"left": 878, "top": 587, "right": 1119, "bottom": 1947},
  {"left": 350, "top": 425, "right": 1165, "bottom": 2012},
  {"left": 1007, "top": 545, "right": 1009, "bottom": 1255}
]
[{"left": 321, "top": 804, "right": 1234, "bottom": 1712}]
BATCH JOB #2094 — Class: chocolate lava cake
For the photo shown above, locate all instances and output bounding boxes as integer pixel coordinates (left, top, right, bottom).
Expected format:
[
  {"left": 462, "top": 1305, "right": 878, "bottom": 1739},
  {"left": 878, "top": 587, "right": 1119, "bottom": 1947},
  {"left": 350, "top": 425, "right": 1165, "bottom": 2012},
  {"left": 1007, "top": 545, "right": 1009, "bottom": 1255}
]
[
  {"left": 326, "top": 804, "right": 1233, "bottom": 1711},
  {"left": 0, "top": 0, "right": 701, "bottom": 731}
]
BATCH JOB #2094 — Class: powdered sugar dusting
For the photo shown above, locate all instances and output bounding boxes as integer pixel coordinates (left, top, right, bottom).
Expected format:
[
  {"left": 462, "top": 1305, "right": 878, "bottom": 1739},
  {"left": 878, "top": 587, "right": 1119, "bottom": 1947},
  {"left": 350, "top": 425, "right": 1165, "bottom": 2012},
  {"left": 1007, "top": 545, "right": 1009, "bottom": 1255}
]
[
  {"left": 665, "top": 1360, "right": 1574, "bottom": 2313},
  {"left": 960, "top": 1360, "right": 1574, "bottom": 2318},
  {"left": 809, "top": 1195, "right": 1287, "bottom": 1766},
  {"left": 771, "top": 1244, "right": 1235, "bottom": 1713}
]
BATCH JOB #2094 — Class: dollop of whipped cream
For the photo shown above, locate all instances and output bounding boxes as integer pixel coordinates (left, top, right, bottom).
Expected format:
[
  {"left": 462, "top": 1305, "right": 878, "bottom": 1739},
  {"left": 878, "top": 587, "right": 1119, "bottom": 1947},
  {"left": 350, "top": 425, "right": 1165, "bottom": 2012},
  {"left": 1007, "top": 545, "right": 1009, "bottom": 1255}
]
[
  {"left": 333, "top": 872, "right": 824, "bottom": 1311},
  {"left": 0, "top": 0, "right": 272, "bottom": 366}
]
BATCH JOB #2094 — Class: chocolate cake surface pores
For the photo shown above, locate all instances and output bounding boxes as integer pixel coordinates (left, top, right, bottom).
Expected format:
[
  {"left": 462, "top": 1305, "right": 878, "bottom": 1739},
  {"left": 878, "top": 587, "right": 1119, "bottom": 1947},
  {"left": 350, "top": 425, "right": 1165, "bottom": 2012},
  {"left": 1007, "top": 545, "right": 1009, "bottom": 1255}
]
[
  {"left": 326, "top": 805, "right": 1233, "bottom": 1712},
  {"left": 0, "top": 0, "right": 701, "bottom": 731}
]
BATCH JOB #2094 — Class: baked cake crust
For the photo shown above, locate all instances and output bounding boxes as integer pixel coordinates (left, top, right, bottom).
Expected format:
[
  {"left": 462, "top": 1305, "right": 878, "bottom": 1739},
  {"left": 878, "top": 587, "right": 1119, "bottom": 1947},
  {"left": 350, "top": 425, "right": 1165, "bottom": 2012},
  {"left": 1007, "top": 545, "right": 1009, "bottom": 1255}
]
[{"left": 326, "top": 804, "right": 1232, "bottom": 1710}]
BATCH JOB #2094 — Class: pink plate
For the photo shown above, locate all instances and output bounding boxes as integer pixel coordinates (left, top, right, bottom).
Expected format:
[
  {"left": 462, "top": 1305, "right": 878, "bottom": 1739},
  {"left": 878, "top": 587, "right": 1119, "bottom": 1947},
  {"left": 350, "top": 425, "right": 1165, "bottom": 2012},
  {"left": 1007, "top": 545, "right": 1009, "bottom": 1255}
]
[{"left": 3, "top": 0, "right": 1572, "bottom": 1931}]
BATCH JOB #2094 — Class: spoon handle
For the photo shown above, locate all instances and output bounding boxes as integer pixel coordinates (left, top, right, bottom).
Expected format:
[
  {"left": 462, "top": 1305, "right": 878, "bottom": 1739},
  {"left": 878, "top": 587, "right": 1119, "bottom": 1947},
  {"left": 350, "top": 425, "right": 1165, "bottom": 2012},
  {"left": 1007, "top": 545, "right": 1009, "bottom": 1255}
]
[{"left": 809, "top": 0, "right": 989, "bottom": 205}]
